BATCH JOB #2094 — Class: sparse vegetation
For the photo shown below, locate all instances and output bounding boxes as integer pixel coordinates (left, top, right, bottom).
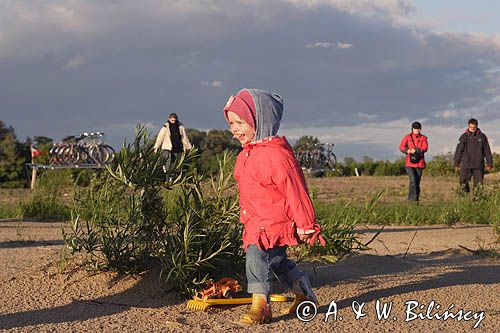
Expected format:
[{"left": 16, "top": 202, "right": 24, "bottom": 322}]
[
  {"left": 18, "top": 170, "right": 72, "bottom": 220},
  {"left": 63, "top": 126, "right": 244, "bottom": 296}
]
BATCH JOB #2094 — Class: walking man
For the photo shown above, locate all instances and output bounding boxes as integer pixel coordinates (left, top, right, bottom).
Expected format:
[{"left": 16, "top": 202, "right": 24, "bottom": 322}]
[
  {"left": 453, "top": 118, "right": 493, "bottom": 192},
  {"left": 154, "top": 113, "right": 192, "bottom": 171}
]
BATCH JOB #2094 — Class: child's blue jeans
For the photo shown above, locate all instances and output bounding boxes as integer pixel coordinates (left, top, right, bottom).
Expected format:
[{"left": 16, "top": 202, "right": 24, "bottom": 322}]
[{"left": 246, "top": 244, "right": 304, "bottom": 294}]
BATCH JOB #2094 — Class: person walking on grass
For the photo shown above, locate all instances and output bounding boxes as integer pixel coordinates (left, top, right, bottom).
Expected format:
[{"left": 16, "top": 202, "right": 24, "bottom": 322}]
[
  {"left": 223, "top": 88, "right": 325, "bottom": 325},
  {"left": 453, "top": 118, "right": 493, "bottom": 192},
  {"left": 154, "top": 113, "right": 192, "bottom": 171},
  {"left": 399, "top": 121, "right": 428, "bottom": 202}
]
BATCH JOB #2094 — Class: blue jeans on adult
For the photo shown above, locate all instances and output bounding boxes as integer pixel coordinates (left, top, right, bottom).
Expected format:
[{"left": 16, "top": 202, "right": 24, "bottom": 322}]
[
  {"left": 406, "top": 167, "right": 423, "bottom": 201},
  {"left": 246, "top": 244, "right": 304, "bottom": 294}
]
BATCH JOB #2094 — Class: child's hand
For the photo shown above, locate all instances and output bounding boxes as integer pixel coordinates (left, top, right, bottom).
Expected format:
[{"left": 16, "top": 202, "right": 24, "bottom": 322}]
[
  {"left": 296, "top": 226, "right": 326, "bottom": 246},
  {"left": 298, "top": 233, "right": 313, "bottom": 243}
]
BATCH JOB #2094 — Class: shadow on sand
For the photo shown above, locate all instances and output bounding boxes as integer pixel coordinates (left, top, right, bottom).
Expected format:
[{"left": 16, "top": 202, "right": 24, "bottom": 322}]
[{"left": 0, "top": 268, "right": 180, "bottom": 330}]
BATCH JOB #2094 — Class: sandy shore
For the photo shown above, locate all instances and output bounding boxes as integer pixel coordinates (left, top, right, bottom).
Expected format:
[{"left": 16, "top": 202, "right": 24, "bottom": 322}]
[{"left": 0, "top": 221, "right": 498, "bottom": 332}]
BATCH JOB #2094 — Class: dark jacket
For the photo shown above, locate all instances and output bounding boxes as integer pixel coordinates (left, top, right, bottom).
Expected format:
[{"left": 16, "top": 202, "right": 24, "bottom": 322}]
[{"left": 453, "top": 129, "right": 493, "bottom": 169}]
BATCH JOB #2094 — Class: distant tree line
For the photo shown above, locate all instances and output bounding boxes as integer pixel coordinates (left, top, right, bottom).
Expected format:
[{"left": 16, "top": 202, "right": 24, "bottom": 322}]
[
  {"left": 185, "top": 128, "right": 241, "bottom": 174},
  {"left": 1, "top": 121, "right": 498, "bottom": 188},
  {"left": 0, "top": 120, "right": 241, "bottom": 188},
  {"left": 0, "top": 120, "right": 31, "bottom": 187}
]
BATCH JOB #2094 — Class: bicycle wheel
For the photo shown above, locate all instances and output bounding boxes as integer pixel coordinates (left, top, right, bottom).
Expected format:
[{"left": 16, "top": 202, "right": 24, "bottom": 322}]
[
  {"left": 101, "top": 145, "right": 115, "bottom": 163},
  {"left": 67, "top": 146, "right": 79, "bottom": 165},
  {"left": 326, "top": 152, "right": 337, "bottom": 170},
  {"left": 49, "top": 145, "right": 58, "bottom": 164},
  {"left": 296, "top": 151, "right": 306, "bottom": 169},
  {"left": 52, "top": 145, "right": 63, "bottom": 164},
  {"left": 89, "top": 146, "right": 105, "bottom": 164},
  {"left": 58, "top": 146, "right": 71, "bottom": 164},
  {"left": 75, "top": 147, "right": 87, "bottom": 164},
  {"left": 310, "top": 151, "right": 322, "bottom": 171}
]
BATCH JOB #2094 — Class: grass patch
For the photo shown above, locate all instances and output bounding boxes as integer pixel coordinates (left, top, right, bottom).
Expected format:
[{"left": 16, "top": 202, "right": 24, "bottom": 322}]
[
  {"left": 315, "top": 184, "right": 500, "bottom": 227},
  {"left": 0, "top": 203, "right": 20, "bottom": 219},
  {"left": 19, "top": 170, "right": 72, "bottom": 220}
]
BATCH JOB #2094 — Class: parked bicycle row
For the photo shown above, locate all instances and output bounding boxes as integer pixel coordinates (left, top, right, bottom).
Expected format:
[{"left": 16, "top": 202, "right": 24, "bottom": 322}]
[
  {"left": 49, "top": 132, "right": 115, "bottom": 165},
  {"left": 294, "top": 142, "right": 337, "bottom": 173}
]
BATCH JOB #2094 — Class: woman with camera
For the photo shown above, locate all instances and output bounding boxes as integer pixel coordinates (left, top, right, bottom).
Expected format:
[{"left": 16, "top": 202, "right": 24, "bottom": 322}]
[{"left": 399, "top": 121, "right": 428, "bottom": 202}]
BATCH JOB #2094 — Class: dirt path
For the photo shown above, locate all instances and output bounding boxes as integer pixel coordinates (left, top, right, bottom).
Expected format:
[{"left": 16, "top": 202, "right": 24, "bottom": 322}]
[{"left": 0, "top": 221, "right": 498, "bottom": 332}]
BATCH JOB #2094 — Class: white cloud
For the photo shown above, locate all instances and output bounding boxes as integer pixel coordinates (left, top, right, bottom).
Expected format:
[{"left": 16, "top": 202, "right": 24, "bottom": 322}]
[
  {"left": 434, "top": 110, "right": 458, "bottom": 119},
  {"left": 201, "top": 80, "right": 223, "bottom": 87},
  {"left": 357, "top": 112, "right": 377, "bottom": 120},
  {"left": 306, "top": 41, "right": 352, "bottom": 49},
  {"left": 336, "top": 42, "right": 352, "bottom": 49},
  {"left": 63, "top": 55, "right": 86, "bottom": 69},
  {"left": 306, "top": 42, "right": 335, "bottom": 48},
  {"left": 286, "top": 0, "right": 416, "bottom": 18}
]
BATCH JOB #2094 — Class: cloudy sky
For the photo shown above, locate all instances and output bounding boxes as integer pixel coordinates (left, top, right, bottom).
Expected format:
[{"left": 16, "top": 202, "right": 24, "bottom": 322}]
[{"left": 1, "top": 0, "right": 499, "bottom": 160}]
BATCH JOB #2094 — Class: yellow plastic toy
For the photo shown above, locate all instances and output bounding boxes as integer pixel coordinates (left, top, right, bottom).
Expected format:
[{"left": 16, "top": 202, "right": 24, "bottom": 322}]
[
  {"left": 186, "top": 278, "right": 290, "bottom": 311},
  {"left": 186, "top": 294, "right": 289, "bottom": 311}
]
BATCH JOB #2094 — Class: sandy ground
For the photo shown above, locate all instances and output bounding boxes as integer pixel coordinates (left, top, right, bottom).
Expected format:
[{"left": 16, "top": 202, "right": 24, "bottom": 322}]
[{"left": 0, "top": 221, "right": 498, "bottom": 332}]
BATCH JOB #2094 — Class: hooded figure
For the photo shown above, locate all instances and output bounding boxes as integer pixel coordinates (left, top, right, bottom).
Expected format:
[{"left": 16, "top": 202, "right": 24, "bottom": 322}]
[
  {"left": 153, "top": 113, "right": 192, "bottom": 153},
  {"left": 224, "top": 88, "right": 284, "bottom": 141},
  {"left": 223, "top": 88, "right": 324, "bottom": 325}
]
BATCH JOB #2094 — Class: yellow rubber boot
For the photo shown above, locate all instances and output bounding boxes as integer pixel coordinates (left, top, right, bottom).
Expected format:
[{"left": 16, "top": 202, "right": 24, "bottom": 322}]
[
  {"left": 240, "top": 294, "right": 272, "bottom": 325},
  {"left": 281, "top": 293, "right": 307, "bottom": 315},
  {"left": 281, "top": 275, "right": 318, "bottom": 315}
]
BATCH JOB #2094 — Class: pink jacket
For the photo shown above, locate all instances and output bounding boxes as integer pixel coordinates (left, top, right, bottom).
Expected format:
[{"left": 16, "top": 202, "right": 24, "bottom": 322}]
[
  {"left": 234, "top": 136, "right": 321, "bottom": 251},
  {"left": 399, "top": 133, "right": 428, "bottom": 168}
]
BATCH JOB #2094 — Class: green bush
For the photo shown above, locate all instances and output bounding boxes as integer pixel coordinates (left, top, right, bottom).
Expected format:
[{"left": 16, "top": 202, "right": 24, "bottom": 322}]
[
  {"left": 373, "top": 159, "right": 405, "bottom": 176},
  {"left": 0, "top": 203, "right": 20, "bottom": 219},
  {"left": 426, "top": 153, "right": 454, "bottom": 176},
  {"left": 158, "top": 152, "right": 244, "bottom": 296},
  {"left": 64, "top": 125, "right": 243, "bottom": 296},
  {"left": 19, "top": 170, "right": 72, "bottom": 220},
  {"left": 291, "top": 191, "right": 385, "bottom": 261},
  {"left": 71, "top": 169, "right": 93, "bottom": 187},
  {"left": 0, "top": 180, "right": 27, "bottom": 188},
  {"left": 332, "top": 157, "right": 405, "bottom": 177}
]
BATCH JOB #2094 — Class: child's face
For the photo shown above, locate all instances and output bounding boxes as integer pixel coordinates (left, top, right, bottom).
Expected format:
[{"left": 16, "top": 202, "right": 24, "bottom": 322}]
[{"left": 227, "top": 111, "right": 256, "bottom": 145}]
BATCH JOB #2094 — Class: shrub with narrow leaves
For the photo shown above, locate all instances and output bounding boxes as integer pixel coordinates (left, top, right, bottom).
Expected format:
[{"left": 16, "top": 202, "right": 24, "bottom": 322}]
[{"left": 64, "top": 125, "right": 243, "bottom": 296}]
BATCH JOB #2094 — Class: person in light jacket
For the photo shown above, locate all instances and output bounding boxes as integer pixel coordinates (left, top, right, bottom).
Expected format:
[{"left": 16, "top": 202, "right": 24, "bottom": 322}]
[{"left": 154, "top": 113, "right": 192, "bottom": 170}]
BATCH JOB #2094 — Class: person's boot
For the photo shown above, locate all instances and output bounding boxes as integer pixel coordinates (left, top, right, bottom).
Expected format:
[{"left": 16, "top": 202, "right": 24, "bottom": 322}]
[
  {"left": 240, "top": 294, "right": 272, "bottom": 324},
  {"left": 281, "top": 275, "right": 318, "bottom": 315}
]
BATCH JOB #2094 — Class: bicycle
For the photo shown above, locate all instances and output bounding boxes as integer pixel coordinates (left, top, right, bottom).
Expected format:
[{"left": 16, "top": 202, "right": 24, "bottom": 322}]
[
  {"left": 294, "top": 142, "right": 337, "bottom": 172},
  {"left": 49, "top": 132, "right": 115, "bottom": 165}
]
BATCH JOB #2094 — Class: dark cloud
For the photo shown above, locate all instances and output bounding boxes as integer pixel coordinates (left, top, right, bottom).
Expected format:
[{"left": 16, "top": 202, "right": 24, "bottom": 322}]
[{"left": 1, "top": 1, "right": 499, "bottom": 157}]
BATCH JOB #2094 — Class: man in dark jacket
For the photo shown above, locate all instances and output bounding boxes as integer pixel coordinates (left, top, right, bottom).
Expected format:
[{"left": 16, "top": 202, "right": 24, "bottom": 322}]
[{"left": 453, "top": 118, "right": 493, "bottom": 192}]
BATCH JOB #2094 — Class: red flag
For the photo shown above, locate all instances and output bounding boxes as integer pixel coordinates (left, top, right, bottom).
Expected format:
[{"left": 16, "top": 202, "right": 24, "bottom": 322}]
[{"left": 30, "top": 145, "right": 43, "bottom": 158}]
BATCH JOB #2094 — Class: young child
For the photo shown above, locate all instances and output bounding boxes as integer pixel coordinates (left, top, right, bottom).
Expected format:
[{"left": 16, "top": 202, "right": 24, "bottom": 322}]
[{"left": 223, "top": 88, "right": 325, "bottom": 324}]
